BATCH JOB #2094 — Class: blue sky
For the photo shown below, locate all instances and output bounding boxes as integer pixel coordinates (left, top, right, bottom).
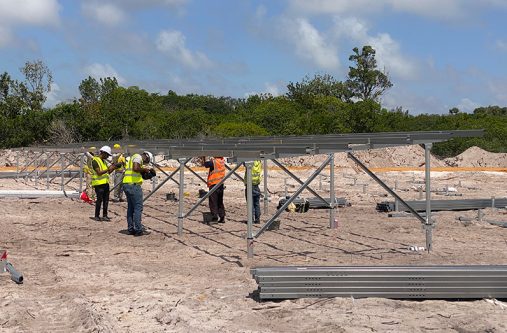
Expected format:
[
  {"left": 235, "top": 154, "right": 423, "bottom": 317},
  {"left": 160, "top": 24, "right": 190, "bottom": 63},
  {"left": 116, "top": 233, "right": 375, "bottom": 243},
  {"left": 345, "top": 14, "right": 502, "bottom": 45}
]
[{"left": 1, "top": 0, "right": 506, "bottom": 114}]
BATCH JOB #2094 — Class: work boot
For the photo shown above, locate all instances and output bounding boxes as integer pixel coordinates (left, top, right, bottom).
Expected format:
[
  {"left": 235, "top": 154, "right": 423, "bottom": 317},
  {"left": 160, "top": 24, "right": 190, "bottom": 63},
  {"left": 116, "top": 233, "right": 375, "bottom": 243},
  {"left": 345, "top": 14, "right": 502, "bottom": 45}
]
[
  {"left": 134, "top": 230, "right": 151, "bottom": 237},
  {"left": 218, "top": 217, "right": 225, "bottom": 223},
  {"left": 102, "top": 216, "right": 111, "bottom": 222},
  {"left": 93, "top": 216, "right": 102, "bottom": 222}
]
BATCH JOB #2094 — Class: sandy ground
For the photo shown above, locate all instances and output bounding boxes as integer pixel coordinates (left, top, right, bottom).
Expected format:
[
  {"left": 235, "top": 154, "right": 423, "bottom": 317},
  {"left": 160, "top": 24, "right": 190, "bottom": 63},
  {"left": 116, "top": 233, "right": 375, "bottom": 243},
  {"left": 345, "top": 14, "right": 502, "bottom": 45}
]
[{"left": 1, "top": 155, "right": 507, "bottom": 332}]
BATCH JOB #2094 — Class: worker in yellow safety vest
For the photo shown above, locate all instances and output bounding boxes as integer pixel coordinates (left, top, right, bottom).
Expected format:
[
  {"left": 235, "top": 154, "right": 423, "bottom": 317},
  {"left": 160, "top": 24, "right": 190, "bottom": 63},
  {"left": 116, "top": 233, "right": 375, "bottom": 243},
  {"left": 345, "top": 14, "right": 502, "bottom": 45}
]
[
  {"left": 122, "top": 151, "right": 154, "bottom": 236},
  {"left": 111, "top": 143, "right": 126, "bottom": 202},
  {"left": 204, "top": 156, "right": 226, "bottom": 223},
  {"left": 244, "top": 160, "right": 263, "bottom": 224},
  {"left": 91, "top": 145, "right": 121, "bottom": 221}
]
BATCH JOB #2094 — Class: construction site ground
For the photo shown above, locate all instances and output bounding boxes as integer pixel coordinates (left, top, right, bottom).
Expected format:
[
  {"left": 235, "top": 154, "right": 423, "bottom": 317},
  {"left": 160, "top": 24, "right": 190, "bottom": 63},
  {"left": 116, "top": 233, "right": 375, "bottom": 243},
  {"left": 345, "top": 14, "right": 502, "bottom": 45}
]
[{"left": 1, "top": 147, "right": 507, "bottom": 332}]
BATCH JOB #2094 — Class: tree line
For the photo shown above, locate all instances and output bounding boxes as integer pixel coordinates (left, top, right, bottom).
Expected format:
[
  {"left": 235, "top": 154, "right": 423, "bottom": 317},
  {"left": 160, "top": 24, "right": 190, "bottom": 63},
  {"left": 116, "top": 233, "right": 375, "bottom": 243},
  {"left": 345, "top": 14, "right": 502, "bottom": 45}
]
[{"left": 1, "top": 46, "right": 506, "bottom": 157}]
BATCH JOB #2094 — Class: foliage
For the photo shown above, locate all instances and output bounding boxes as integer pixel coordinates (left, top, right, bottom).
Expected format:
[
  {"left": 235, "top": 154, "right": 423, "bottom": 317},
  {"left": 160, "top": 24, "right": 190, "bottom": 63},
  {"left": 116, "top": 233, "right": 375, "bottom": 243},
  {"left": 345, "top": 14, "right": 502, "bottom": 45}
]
[{"left": 346, "top": 46, "right": 393, "bottom": 102}]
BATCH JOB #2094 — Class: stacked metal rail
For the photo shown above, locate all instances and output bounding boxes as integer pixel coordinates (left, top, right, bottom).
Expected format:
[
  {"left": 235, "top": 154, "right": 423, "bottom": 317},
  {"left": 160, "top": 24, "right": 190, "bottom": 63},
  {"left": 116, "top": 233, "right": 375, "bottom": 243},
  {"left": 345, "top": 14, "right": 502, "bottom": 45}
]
[
  {"left": 251, "top": 266, "right": 507, "bottom": 300},
  {"left": 377, "top": 198, "right": 507, "bottom": 212},
  {"left": 278, "top": 197, "right": 350, "bottom": 210}
]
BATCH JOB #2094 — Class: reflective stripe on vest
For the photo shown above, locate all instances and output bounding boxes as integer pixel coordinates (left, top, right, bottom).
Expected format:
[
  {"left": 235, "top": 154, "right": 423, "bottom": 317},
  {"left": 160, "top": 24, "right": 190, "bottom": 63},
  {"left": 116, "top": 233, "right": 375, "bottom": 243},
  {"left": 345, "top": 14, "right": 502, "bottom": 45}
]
[
  {"left": 91, "top": 156, "right": 109, "bottom": 186},
  {"left": 244, "top": 160, "right": 262, "bottom": 186},
  {"left": 123, "top": 154, "right": 143, "bottom": 184},
  {"left": 207, "top": 158, "right": 225, "bottom": 187}
]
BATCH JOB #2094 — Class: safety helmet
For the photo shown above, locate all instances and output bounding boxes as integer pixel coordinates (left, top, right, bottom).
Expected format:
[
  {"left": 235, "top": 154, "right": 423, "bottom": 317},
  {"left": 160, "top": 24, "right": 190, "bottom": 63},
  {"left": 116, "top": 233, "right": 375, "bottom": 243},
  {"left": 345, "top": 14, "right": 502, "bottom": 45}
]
[
  {"left": 99, "top": 145, "right": 112, "bottom": 156},
  {"left": 88, "top": 146, "right": 96, "bottom": 152},
  {"left": 113, "top": 143, "right": 121, "bottom": 149},
  {"left": 143, "top": 151, "right": 154, "bottom": 163}
]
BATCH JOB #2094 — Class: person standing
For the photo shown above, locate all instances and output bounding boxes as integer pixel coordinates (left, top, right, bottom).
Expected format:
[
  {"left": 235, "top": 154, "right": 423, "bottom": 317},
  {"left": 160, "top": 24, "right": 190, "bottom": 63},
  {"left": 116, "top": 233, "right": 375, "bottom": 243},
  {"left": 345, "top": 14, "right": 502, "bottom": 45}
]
[
  {"left": 91, "top": 146, "right": 118, "bottom": 221},
  {"left": 204, "top": 156, "right": 226, "bottom": 223},
  {"left": 123, "top": 151, "right": 154, "bottom": 236},
  {"left": 111, "top": 143, "right": 126, "bottom": 202},
  {"left": 244, "top": 160, "right": 262, "bottom": 224}
]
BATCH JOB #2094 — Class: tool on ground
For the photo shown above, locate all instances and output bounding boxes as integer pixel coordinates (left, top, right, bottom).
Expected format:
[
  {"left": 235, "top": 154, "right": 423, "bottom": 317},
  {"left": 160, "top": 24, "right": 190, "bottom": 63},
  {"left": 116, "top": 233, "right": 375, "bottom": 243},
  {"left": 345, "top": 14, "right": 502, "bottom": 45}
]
[{"left": 1, "top": 250, "right": 24, "bottom": 284}]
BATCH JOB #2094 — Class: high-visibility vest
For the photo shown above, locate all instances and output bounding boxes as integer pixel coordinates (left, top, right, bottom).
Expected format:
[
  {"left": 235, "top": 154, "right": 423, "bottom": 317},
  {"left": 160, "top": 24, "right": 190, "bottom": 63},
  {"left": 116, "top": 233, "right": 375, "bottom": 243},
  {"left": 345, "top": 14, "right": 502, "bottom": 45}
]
[
  {"left": 113, "top": 153, "right": 126, "bottom": 171},
  {"left": 91, "top": 156, "right": 109, "bottom": 186},
  {"left": 123, "top": 154, "right": 143, "bottom": 184},
  {"left": 207, "top": 157, "right": 225, "bottom": 187},
  {"left": 244, "top": 160, "right": 262, "bottom": 186}
]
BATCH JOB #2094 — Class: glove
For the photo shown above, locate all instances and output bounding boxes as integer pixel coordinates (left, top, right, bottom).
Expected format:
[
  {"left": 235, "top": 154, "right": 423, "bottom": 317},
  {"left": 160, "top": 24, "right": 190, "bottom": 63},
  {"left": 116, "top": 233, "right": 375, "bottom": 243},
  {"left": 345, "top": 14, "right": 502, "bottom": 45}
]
[
  {"left": 115, "top": 163, "right": 123, "bottom": 168},
  {"left": 141, "top": 169, "right": 156, "bottom": 180}
]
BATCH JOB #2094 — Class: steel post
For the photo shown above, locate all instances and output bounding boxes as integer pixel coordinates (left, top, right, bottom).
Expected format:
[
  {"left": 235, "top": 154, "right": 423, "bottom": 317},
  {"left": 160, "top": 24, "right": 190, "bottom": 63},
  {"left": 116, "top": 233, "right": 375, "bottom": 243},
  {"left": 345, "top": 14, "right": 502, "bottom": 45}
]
[
  {"left": 329, "top": 154, "right": 337, "bottom": 229},
  {"left": 15, "top": 151, "right": 19, "bottom": 181},
  {"left": 79, "top": 153, "right": 84, "bottom": 192},
  {"left": 177, "top": 158, "right": 186, "bottom": 236},
  {"left": 245, "top": 161, "right": 254, "bottom": 258},
  {"left": 60, "top": 153, "right": 65, "bottom": 191},
  {"left": 263, "top": 159, "right": 269, "bottom": 215},
  {"left": 424, "top": 143, "right": 433, "bottom": 252}
]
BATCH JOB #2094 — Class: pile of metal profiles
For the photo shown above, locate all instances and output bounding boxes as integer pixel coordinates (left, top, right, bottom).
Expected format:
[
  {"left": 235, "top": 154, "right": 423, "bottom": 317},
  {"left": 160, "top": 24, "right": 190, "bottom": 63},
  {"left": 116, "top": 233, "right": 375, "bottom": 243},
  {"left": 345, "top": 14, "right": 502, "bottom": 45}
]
[
  {"left": 378, "top": 198, "right": 507, "bottom": 212},
  {"left": 278, "top": 197, "right": 349, "bottom": 209},
  {"left": 251, "top": 266, "right": 507, "bottom": 300}
]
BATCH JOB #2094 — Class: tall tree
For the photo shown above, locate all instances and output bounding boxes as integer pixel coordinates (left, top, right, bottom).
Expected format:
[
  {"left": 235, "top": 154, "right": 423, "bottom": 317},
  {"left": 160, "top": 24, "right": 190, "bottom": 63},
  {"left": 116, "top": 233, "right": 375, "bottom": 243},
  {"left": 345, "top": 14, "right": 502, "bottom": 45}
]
[
  {"left": 18, "top": 60, "right": 53, "bottom": 111},
  {"left": 346, "top": 46, "right": 392, "bottom": 102},
  {"left": 78, "top": 76, "right": 101, "bottom": 105}
]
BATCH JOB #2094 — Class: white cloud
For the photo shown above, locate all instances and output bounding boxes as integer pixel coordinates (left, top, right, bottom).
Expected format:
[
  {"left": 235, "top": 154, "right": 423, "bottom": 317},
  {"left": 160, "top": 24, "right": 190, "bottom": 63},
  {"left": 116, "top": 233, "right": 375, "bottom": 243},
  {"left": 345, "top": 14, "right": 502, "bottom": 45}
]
[
  {"left": 156, "top": 30, "right": 213, "bottom": 69},
  {"left": 0, "top": 0, "right": 61, "bottom": 25},
  {"left": 496, "top": 40, "right": 507, "bottom": 52},
  {"left": 45, "top": 82, "right": 61, "bottom": 108},
  {"left": 280, "top": 18, "right": 339, "bottom": 70},
  {"left": 333, "top": 17, "right": 418, "bottom": 79},
  {"left": 265, "top": 82, "right": 281, "bottom": 96},
  {"left": 81, "top": 2, "right": 126, "bottom": 26},
  {"left": 488, "top": 79, "right": 507, "bottom": 103},
  {"left": 84, "top": 63, "right": 126, "bottom": 85},
  {"left": 0, "top": 0, "right": 60, "bottom": 47},
  {"left": 456, "top": 98, "right": 480, "bottom": 113},
  {"left": 287, "top": 0, "right": 505, "bottom": 20}
]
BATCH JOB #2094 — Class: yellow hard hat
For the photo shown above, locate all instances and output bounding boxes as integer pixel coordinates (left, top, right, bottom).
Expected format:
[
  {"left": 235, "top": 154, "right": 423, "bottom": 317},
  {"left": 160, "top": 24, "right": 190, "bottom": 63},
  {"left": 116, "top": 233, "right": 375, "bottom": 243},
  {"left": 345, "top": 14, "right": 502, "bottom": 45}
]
[
  {"left": 89, "top": 146, "right": 96, "bottom": 151},
  {"left": 113, "top": 143, "right": 121, "bottom": 149}
]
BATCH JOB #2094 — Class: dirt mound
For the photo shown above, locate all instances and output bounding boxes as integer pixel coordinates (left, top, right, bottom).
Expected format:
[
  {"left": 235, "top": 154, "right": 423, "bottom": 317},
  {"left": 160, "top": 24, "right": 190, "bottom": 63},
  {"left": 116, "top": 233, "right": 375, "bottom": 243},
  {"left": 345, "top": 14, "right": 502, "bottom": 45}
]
[
  {"left": 444, "top": 146, "right": 507, "bottom": 167},
  {"left": 277, "top": 145, "right": 445, "bottom": 168}
]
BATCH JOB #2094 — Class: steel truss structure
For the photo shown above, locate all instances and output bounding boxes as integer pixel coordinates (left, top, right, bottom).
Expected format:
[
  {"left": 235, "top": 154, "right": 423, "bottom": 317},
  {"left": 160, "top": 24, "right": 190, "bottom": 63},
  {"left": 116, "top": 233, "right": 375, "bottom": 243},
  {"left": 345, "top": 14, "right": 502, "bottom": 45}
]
[
  {"left": 379, "top": 198, "right": 507, "bottom": 212},
  {"left": 251, "top": 265, "right": 507, "bottom": 299},
  {"left": 10, "top": 130, "right": 483, "bottom": 258}
]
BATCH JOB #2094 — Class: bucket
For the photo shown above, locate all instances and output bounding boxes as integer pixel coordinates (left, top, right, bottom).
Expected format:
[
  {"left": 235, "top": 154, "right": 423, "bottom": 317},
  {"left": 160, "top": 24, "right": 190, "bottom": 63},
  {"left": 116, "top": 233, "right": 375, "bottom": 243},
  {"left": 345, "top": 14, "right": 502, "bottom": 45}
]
[
  {"left": 198, "top": 189, "right": 208, "bottom": 198},
  {"left": 166, "top": 192, "right": 176, "bottom": 201},
  {"left": 202, "top": 212, "right": 216, "bottom": 224}
]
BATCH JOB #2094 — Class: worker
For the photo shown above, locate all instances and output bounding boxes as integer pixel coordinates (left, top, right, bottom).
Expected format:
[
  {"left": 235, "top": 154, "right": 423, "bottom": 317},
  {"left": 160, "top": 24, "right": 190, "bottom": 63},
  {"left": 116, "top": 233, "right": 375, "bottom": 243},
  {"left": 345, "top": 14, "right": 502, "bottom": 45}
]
[
  {"left": 111, "top": 143, "right": 126, "bottom": 202},
  {"left": 123, "top": 151, "right": 154, "bottom": 236},
  {"left": 91, "top": 146, "right": 120, "bottom": 221},
  {"left": 82, "top": 147, "right": 96, "bottom": 203},
  {"left": 204, "top": 156, "right": 226, "bottom": 223},
  {"left": 244, "top": 160, "right": 262, "bottom": 224}
]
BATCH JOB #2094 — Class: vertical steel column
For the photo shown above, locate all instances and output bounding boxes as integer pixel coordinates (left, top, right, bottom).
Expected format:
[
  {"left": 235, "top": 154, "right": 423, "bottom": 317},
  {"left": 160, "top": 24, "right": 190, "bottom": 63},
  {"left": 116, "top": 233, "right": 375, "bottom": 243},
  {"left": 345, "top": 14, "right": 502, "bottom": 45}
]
[
  {"left": 245, "top": 161, "right": 254, "bottom": 258},
  {"left": 263, "top": 159, "right": 269, "bottom": 215},
  {"left": 46, "top": 154, "right": 50, "bottom": 190},
  {"left": 16, "top": 151, "right": 19, "bottom": 181},
  {"left": 177, "top": 158, "right": 185, "bottom": 236},
  {"left": 79, "top": 153, "right": 84, "bottom": 193},
  {"left": 424, "top": 143, "right": 433, "bottom": 252},
  {"left": 60, "top": 153, "right": 65, "bottom": 191},
  {"left": 329, "top": 154, "right": 337, "bottom": 228}
]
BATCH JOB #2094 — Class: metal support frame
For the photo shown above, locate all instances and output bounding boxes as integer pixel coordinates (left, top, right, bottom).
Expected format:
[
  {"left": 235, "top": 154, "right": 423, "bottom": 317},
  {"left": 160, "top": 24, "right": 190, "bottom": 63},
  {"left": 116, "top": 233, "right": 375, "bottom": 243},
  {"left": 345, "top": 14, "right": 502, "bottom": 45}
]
[
  {"left": 263, "top": 159, "right": 269, "bottom": 215},
  {"left": 255, "top": 155, "right": 332, "bottom": 239},
  {"left": 329, "top": 154, "right": 336, "bottom": 229},
  {"left": 347, "top": 152, "right": 432, "bottom": 251},
  {"left": 271, "top": 159, "right": 330, "bottom": 208},
  {"left": 424, "top": 143, "right": 433, "bottom": 252},
  {"left": 143, "top": 164, "right": 184, "bottom": 203},
  {"left": 245, "top": 161, "right": 254, "bottom": 258},
  {"left": 177, "top": 158, "right": 187, "bottom": 236}
]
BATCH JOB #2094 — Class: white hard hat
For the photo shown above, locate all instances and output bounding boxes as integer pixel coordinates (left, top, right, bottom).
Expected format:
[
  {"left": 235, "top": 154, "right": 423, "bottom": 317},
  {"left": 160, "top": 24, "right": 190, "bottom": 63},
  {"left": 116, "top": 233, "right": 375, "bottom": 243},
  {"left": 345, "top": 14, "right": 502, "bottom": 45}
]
[
  {"left": 99, "top": 145, "right": 112, "bottom": 156},
  {"left": 143, "top": 151, "right": 153, "bottom": 163}
]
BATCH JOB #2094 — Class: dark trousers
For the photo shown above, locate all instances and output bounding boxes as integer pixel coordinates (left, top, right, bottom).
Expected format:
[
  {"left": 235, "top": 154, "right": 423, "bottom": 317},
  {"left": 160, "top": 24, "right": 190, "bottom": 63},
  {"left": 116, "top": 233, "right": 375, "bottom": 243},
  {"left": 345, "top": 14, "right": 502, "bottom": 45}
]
[
  {"left": 94, "top": 183, "right": 110, "bottom": 218},
  {"left": 245, "top": 184, "right": 261, "bottom": 221},
  {"left": 208, "top": 184, "right": 225, "bottom": 219}
]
